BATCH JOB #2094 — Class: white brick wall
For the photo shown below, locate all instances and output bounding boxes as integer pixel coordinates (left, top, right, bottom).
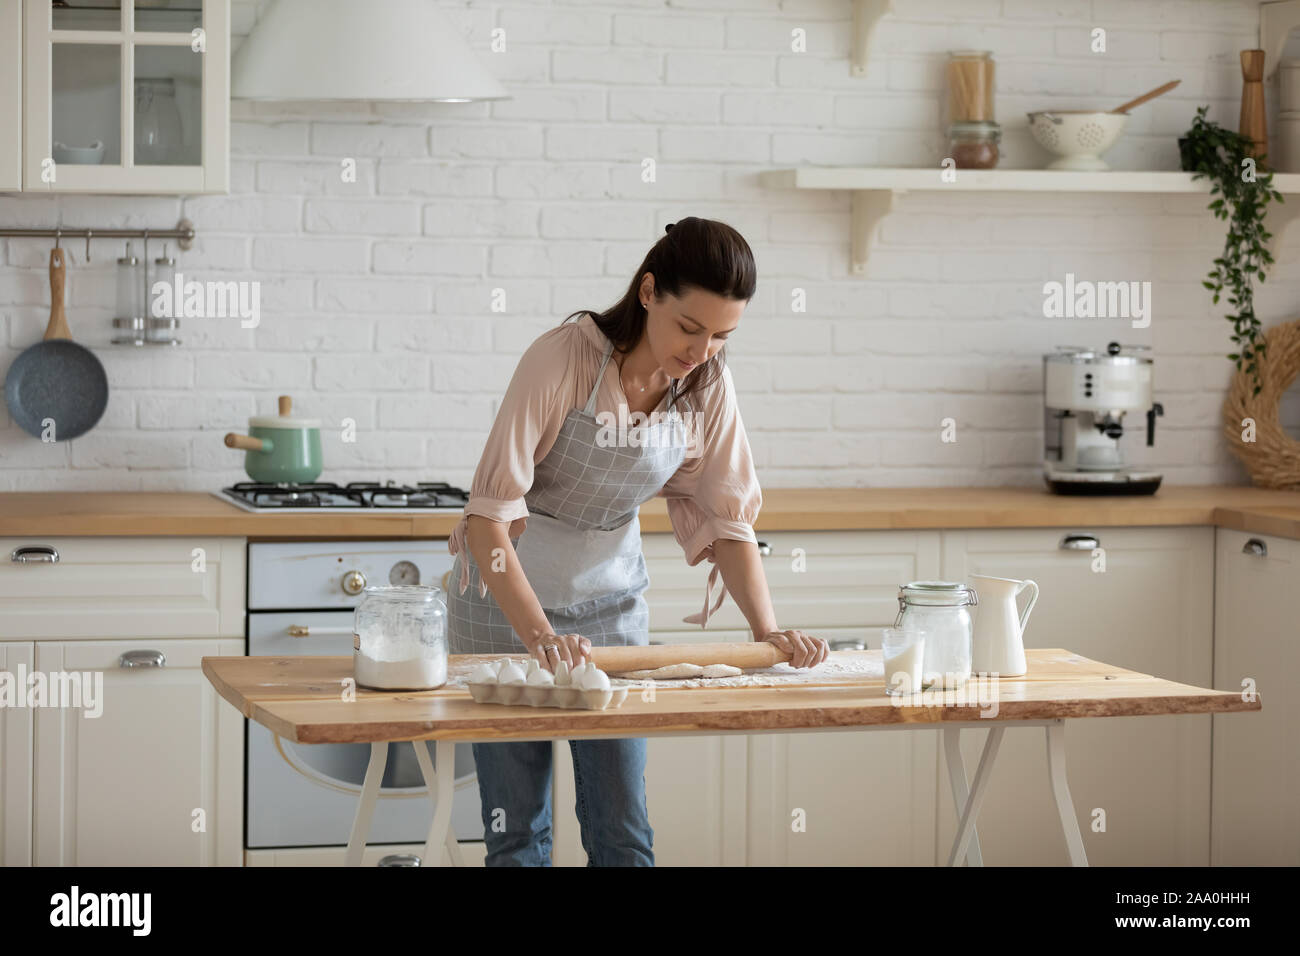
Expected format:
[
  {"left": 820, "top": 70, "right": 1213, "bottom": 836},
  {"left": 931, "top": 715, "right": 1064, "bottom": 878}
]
[{"left": 1, "top": 0, "right": 1296, "bottom": 491}]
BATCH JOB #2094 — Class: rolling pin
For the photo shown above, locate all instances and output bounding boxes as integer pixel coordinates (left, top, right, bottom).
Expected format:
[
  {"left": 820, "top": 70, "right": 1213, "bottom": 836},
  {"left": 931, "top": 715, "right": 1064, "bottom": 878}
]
[{"left": 588, "top": 642, "right": 791, "bottom": 674}]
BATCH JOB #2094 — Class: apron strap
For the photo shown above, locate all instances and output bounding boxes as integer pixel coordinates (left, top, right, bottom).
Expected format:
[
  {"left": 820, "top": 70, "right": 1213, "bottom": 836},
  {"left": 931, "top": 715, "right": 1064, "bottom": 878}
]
[
  {"left": 682, "top": 562, "right": 728, "bottom": 628},
  {"left": 583, "top": 340, "right": 616, "bottom": 417}
]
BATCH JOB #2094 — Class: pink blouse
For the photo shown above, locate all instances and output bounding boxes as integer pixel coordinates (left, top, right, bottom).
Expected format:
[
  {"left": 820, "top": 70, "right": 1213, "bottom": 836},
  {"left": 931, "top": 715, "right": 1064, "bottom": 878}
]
[{"left": 447, "top": 312, "right": 762, "bottom": 627}]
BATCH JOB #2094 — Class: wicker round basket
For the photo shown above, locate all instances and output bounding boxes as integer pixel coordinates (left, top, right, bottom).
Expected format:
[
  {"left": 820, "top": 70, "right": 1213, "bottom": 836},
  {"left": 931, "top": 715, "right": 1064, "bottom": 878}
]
[{"left": 1222, "top": 318, "right": 1300, "bottom": 489}]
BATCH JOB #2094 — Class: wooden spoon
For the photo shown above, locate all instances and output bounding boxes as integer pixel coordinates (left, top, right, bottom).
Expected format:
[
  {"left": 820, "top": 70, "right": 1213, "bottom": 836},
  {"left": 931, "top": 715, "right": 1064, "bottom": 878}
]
[{"left": 1112, "top": 80, "right": 1180, "bottom": 114}]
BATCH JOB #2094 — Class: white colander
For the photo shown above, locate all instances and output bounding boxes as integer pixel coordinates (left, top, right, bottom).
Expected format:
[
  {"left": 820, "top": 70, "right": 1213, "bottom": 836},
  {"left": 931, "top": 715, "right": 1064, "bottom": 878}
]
[{"left": 1027, "top": 111, "right": 1129, "bottom": 170}]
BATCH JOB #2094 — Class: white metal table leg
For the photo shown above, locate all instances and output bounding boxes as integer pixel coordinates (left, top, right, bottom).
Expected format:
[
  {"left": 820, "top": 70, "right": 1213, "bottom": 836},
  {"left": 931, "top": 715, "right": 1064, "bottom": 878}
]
[
  {"left": 417, "top": 739, "right": 458, "bottom": 867},
  {"left": 415, "top": 739, "right": 463, "bottom": 867},
  {"left": 1045, "top": 720, "right": 1089, "bottom": 866},
  {"left": 942, "top": 727, "right": 984, "bottom": 867},
  {"left": 946, "top": 725, "right": 1004, "bottom": 867},
  {"left": 345, "top": 741, "right": 388, "bottom": 867}
]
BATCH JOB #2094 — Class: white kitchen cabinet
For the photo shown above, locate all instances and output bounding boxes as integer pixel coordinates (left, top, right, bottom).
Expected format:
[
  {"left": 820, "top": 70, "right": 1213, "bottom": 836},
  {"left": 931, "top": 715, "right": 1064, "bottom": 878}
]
[
  {"left": 20, "top": 0, "right": 229, "bottom": 193},
  {"left": 635, "top": 529, "right": 942, "bottom": 866},
  {"left": 0, "top": 642, "right": 35, "bottom": 866},
  {"left": 1, "top": 535, "right": 246, "bottom": 866},
  {"left": 33, "top": 637, "right": 243, "bottom": 866},
  {"left": 0, "top": 536, "right": 244, "bottom": 639},
  {"left": 1211, "top": 528, "right": 1300, "bottom": 865},
  {"left": 642, "top": 529, "right": 940, "bottom": 634},
  {"left": 1, "top": 1, "right": 21, "bottom": 190},
  {"left": 937, "top": 526, "right": 1214, "bottom": 866}
]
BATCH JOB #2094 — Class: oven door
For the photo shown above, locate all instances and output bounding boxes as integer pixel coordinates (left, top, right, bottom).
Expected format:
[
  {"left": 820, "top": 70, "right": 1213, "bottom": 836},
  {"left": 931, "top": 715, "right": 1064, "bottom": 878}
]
[{"left": 247, "top": 610, "right": 484, "bottom": 848}]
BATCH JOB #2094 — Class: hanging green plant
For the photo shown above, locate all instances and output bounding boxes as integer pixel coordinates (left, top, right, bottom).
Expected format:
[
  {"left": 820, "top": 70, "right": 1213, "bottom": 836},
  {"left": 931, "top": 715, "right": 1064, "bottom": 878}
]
[{"left": 1178, "top": 105, "right": 1284, "bottom": 397}]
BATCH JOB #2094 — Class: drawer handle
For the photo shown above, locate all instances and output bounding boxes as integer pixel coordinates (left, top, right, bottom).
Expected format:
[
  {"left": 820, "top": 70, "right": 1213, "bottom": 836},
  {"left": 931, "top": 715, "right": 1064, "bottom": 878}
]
[
  {"left": 1242, "top": 538, "right": 1267, "bottom": 557},
  {"left": 10, "top": 545, "right": 59, "bottom": 563},
  {"left": 119, "top": 650, "right": 166, "bottom": 669},
  {"left": 1059, "top": 534, "right": 1099, "bottom": 551},
  {"left": 757, "top": 540, "right": 771, "bottom": 556},
  {"left": 286, "top": 625, "right": 353, "bottom": 638}
]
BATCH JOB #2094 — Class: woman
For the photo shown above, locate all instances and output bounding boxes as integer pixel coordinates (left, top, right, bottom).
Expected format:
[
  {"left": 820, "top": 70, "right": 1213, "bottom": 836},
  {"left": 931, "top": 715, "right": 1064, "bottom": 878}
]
[{"left": 446, "top": 217, "right": 828, "bottom": 866}]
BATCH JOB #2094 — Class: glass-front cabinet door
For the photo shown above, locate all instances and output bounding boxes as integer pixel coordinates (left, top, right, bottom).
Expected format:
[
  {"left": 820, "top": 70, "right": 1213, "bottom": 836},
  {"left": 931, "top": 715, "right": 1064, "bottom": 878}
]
[
  {"left": 1, "top": 1, "right": 22, "bottom": 190},
  {"left": 23, "top": 0, "right": 229, "bottom": 192}
]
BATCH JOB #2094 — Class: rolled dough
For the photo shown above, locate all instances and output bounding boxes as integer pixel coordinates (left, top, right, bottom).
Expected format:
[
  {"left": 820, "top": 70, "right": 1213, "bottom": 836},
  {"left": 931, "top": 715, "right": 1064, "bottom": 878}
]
[{"left": 616, "top": 663, "right": 743, "bottom": 680}]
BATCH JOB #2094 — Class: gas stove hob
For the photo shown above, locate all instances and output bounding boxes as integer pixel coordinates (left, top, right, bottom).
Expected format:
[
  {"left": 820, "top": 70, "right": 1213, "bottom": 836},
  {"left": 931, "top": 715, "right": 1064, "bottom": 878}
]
[{"left": 216, "top": 481, "right": 469, "bottom": 513}]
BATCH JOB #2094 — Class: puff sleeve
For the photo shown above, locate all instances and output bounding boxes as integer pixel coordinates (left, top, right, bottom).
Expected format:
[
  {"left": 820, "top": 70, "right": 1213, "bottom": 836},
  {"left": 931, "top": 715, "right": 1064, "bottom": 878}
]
[{"left": 657, "top": 364, "right": 762, "bottom": 626}]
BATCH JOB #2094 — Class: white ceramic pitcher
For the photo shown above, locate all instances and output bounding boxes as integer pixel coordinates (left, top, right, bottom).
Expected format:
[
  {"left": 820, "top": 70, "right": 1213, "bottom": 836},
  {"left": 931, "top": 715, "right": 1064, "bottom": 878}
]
[{"left": 969, "top": 574, "right": 1039, "bottom": 677}]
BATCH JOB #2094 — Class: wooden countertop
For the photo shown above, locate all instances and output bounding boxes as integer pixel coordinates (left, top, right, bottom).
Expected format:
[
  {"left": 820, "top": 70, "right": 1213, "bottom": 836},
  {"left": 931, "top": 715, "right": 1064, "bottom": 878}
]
[
  {"left": 2, "top": 486, "right": 1299, "bottom": 539},
  {"left": 201, "top": 650, "right": 1260, "bottom": 744}
]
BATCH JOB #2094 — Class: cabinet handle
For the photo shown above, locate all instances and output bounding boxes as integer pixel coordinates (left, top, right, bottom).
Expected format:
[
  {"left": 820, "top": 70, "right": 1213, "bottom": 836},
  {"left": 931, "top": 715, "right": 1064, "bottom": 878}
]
[
  {"left": 286, "top": 625, "right": 352, "bottom": 638},
  {"left": 1059, "top": 534, "right": 1099, "bottom": 551},
  {"left": 757, "top": 540, "right": 771, "bottom": 556},
  {"left": 10, "top": 545, "right": 59, "bottom": 563},
  {"left": 119, "top": 650, "right": 166, "bottom": 669},
  {"left": 1242, "top": 538, "right": 1268, "bottom": 557}
]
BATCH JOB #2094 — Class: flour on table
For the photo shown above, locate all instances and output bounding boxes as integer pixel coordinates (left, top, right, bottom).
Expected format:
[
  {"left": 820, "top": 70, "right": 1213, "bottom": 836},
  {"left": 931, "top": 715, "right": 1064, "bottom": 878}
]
[
  {"left": 615, "top": 662, "right": 743, "bottom": 680},
  {"left": 445, "top": 651, "right": 883, "bottom": 690}
]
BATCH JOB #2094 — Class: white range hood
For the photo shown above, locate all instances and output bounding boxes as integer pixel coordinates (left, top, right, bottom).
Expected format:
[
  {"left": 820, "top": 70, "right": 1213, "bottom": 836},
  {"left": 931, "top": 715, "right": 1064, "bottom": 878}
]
[{"left": 232, "top": 0, "right": 510, "bottom": 102}]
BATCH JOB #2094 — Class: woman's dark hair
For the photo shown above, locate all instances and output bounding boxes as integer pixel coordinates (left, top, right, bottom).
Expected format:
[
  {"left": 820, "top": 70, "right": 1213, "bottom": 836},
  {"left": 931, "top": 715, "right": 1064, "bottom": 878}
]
[{"left": 562, "top": 216, "right": 756, "bottom": 411}]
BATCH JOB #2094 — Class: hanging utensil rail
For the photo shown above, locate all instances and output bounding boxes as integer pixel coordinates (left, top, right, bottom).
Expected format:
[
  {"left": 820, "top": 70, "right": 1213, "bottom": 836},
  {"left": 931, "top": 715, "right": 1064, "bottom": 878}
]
[{"left": 0, "top": 218, "right": 196, "bottom": 260}]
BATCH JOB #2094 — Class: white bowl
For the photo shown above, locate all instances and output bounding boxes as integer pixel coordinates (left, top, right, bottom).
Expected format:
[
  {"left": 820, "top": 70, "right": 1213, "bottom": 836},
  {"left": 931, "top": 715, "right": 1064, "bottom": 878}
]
[
  {"left": 1026, "top": 111, "right": 1128, "bottom": 171},
  {"left": 52, "top": 141, "right": 105, "bottom": 165}
]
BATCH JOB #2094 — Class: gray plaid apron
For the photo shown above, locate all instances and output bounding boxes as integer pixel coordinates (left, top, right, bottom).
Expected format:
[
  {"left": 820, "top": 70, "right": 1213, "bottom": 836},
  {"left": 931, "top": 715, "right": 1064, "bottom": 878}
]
[{"left": 447, "top": 338, "right": 691, "bottom": 655}]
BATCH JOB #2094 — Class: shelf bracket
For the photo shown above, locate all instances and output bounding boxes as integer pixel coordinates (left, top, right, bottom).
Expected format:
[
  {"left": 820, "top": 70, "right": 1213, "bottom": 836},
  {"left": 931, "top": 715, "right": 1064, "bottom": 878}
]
[
  {"left": 851, "top": 0, "right": 894, "bottom": 77},
  {"left": 1261, "top": 0, "right": 1300, "bottom": 79},
  {"left": 850, "top": 189, "right": 896, "bottom": 273}
]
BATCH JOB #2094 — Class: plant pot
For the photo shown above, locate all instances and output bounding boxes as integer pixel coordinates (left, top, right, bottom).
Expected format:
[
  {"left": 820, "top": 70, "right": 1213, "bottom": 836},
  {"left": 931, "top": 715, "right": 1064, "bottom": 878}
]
[{"left": 1178, "top": 136, "right": 1195, "bottom": 172}]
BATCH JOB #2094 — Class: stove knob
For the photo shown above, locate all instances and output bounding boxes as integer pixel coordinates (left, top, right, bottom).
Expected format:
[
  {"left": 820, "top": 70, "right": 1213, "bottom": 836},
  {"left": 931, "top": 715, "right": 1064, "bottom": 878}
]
[{"left": 341, "top": 570, "right": 367, "bottom": 596}]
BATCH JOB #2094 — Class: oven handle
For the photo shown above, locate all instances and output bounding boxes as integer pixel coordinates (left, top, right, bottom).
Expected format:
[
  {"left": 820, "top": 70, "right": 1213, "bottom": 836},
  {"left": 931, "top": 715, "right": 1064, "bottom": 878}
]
[{"left": 286, "top": 625, "right": 355, "bottom": 638}]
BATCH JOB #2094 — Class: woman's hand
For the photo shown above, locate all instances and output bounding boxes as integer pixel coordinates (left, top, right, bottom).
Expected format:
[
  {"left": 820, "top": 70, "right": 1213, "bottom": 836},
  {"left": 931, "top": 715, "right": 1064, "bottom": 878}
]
[
  {"left": 760, "top": 629, "right": 828, "bottom": 669},
  {"left": 527, "top": 632, "right": 591, "bottom": 673}
]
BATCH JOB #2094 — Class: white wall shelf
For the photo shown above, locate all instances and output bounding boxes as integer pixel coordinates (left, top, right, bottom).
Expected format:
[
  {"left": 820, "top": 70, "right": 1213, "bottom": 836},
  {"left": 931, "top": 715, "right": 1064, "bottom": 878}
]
[{"left": 760, "top": 167, "right": 1300, "bottom": 273}]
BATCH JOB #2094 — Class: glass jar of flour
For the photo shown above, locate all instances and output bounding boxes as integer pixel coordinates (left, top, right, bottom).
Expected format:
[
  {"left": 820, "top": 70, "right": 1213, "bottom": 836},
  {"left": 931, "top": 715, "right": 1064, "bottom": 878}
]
[
  {"left": 353, "top": 585, "right": 447, "bottom": 690},
  {"left": 894, "top": 581, "right": 978, "bottom": 689}
]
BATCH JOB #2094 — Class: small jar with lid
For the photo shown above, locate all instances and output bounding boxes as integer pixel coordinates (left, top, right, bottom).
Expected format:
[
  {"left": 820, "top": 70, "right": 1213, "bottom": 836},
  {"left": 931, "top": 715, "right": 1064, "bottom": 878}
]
[
  {"left": 353, "top": 585, "right": 447, "bottom": 690},
  {"left": 895, "top": 581, "right": 979, "bottom": 689},
  {"left": 948, "top": 121, "right": 1001, "bottom": 169},
  {"left": 111, "top": 242, "right": 145, "bottom": 345},
  {"left": 147, "top": 244, "right": 180, "bottom": 345}
]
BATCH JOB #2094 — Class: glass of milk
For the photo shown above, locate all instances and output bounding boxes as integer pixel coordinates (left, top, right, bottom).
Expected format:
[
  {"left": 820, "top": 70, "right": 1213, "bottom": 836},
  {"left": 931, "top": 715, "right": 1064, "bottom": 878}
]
[{"left": 882, "top": 627, "right": 928, "bottom": 696}]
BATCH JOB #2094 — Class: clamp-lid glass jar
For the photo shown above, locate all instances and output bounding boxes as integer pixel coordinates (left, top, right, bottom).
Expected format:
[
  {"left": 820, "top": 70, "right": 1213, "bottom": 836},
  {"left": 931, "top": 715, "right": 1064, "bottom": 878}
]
[
  {"left": 949, "top": 120, "right": 1001, "bottom": 169},
  {"left": 353, "top": 585, "right": 447, "bottom": 690},
  {"left": 895, "top": 581, "right": 978, "bottom": 688}
]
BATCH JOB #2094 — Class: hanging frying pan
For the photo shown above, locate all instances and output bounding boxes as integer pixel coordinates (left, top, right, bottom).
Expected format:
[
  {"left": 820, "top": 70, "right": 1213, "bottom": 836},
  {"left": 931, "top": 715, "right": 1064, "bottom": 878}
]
[{"left": 3, "top": 247, "right": 109, "bottom": 441}]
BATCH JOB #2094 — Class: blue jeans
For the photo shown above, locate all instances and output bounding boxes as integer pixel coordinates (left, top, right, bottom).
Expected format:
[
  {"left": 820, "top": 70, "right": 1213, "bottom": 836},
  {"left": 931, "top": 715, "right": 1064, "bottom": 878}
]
[{"left": 470, "top": 737, "right": 654, "bottom": 866}]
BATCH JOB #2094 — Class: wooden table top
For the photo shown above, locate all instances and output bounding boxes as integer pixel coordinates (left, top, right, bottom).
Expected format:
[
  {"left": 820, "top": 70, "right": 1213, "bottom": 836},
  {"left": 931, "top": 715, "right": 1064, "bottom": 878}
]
[
  {"left": 201, "top": 649, "right": 1260, "bottom": 744},
  {"left": 4, "top": 485, "right": 1300, "bottom": 539}
]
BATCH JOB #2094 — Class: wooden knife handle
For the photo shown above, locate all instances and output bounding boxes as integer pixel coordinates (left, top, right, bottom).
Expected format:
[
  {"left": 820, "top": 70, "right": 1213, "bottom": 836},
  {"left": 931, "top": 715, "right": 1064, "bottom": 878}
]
[{"left": 589, "top": 642, "right": 791, "bottom": 673}]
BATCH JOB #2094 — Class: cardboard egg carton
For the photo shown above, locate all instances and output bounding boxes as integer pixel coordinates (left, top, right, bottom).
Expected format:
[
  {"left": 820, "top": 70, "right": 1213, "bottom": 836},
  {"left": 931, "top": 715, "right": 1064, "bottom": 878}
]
[
  {"left": 466, "top": 657, "right": 629, "bottom": 710},
  {"left": 466, "top": 681, "right": 629, "bottom": 710}
]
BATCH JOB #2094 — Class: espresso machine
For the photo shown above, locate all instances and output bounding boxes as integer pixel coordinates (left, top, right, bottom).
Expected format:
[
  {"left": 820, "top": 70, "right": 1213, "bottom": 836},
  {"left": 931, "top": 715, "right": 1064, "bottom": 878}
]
[{"left": 1043, "top": 342, "right": 1165, "bottom": 495}]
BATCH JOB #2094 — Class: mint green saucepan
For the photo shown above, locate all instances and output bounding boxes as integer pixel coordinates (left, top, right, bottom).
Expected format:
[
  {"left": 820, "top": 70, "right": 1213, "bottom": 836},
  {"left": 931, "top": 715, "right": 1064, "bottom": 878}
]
[{"left": 224, "top": 394, "right": 322, "bottom": 483}]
